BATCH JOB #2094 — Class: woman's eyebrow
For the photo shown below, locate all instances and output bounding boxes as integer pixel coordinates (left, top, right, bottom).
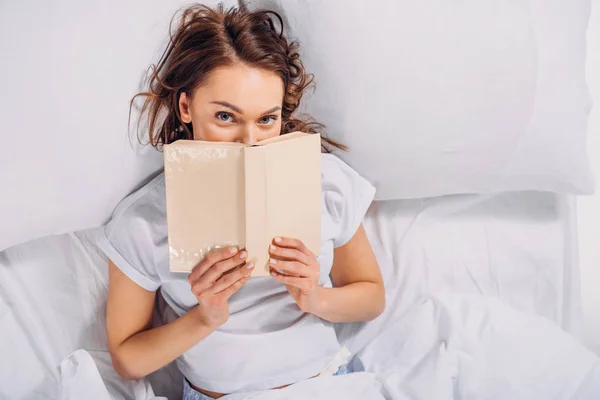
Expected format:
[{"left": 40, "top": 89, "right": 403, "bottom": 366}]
[
  {"left": 261, "top": 106, "right": 282, "bottom": 115},
  {"left": 210, "top": 102, "right": 281, "bottom": 116},
  {"left": 211, "top": 101, "right": 244, "bottom": 114}
]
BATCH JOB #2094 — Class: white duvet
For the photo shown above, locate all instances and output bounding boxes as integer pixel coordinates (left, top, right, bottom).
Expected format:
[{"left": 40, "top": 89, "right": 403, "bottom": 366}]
[
  {"left": 2, "top": 192, "right": 599, "bottom": 399},
  {"left": 59, "top": 294, "right": 600, "bottom": 400}
]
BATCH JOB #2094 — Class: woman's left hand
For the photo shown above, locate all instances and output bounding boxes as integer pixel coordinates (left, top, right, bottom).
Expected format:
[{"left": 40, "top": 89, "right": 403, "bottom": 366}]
[{"left": 269, "top": 237, "right": 321, "bottom": 314}]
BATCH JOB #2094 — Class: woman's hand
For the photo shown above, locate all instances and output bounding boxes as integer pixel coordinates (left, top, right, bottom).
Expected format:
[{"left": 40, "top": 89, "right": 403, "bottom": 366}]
[
  {"left": 269, "top": 237, "right": 321, "bottom": 314},
  {"left": 188, "top": 247, "right": 254, "bottom": 330}
]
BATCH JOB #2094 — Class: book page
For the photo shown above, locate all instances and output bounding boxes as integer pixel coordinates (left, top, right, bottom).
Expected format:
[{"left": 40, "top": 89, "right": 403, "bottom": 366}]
[
  {"left": 164, "top": 141, "right": 245, "bottom": 273},
  {"left": 254, "top": 131, "right": 308, "bottom": 146},
  {"left": 264, "top": 134, "right": 322, "bottom": 259},
  {"left": 243, "top": 146, "right": 270, "bottom": 276}
]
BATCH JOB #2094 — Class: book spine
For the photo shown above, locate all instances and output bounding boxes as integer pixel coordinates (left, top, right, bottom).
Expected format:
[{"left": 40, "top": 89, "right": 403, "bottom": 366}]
[{"left": 243, "top": 146, "right": 269, "bottom": 276}]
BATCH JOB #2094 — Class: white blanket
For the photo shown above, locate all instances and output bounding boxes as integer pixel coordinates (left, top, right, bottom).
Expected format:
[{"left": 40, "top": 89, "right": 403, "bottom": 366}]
[
  {"left": 1, "top": 192, "right": 595, "bottom": 399},
  {"left": 59, "top": 294, "right": 600, "bottom": 399}
]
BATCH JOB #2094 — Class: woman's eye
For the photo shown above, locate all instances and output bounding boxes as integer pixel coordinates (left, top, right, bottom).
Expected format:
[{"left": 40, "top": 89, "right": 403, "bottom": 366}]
[
  {"left": 259, "top": 116, "right": 277, "bottom": 125},
  {"left": 216, "top": 112, "right": 234, "bottom": 123}
]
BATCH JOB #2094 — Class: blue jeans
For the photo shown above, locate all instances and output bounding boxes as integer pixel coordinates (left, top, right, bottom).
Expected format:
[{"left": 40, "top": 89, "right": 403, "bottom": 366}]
[{"left": 182, "top": 365, "right": 351, "bottom": 400}]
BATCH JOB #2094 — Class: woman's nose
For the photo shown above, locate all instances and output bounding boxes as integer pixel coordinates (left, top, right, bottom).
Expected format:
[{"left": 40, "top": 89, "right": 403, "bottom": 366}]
[{"left": 241, "top": 126, "right": 259, "bottom": 145}]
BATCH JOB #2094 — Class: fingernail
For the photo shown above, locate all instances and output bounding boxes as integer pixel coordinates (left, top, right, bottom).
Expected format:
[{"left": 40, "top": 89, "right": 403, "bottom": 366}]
[
  {"left": 229, "top": 247, "right": 237, "bottom": 254},
  {"left": 271, "top": 271, "right": 277, "bottom": 276},
  {"left": 277, "top": 269, "right": 283, "bottom": 274},
  {"left": 269, "top": 258, "right": 277, "bottom": 265},
  {"left": 274, "top": 237, "right": 282, "bottom": 243},
  {"left": 239, "top": 251, "right": 247, "bottom": 259},
  {"left": 246, "top": 263, "right": 254, "bottom": 270},
  {"left": 270, "top": 245, "right": 276, "bottom": 251}
]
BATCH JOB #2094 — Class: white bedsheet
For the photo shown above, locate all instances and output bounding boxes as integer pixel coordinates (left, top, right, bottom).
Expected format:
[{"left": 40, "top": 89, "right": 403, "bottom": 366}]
[
  {"left": 60, "top": 295, "right": 600, "bottom": 400},
  {"left": 338, "top": 191, "right": 583, "bottom": 355},
  {"left": 0, "top": 192, "right": 591, "bottom": 399}
]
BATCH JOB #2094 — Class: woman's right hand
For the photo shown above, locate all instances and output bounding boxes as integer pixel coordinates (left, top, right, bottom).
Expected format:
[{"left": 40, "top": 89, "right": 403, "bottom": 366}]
[{"left": 188, "top": 247, "right": 254, "bottom": 330}]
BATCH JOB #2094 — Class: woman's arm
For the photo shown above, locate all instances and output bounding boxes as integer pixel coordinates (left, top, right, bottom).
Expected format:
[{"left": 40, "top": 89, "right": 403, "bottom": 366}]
[
  {"left": 314, "top": 224, "right": 385, "bottom": 322},
  {"left": 269, "top": 225, "right": 385, "bottom": 323},
  {"left": 106, "top": 260, "right": 212, "bottom": 380},
  {"left": 107, "top": 246, "right": 251, "bottom": 380}
]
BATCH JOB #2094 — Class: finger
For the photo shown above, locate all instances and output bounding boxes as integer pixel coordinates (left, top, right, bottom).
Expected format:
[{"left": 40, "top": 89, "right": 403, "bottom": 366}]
[
  {"left": 269, "top": 244, "right": 311, "bottom": 264},
  {"left": 268, "top": 259, "right": 309, "bottom": 277},
  {"left": 271, "top": 271, "right": 316, "bottom": 292},
  {"left": 216, "top": 275, "right": 251, "bottom": 301},
  {"left": 188, "top": 246, "right": 240, "bottom": 284},
  {"left": 202, "top": 250, "right": 248, "bottom": 284},
  {"left": 210, "top": 263, "right": 255, "bottom": 293},
  {"left": 191, "top": 251, "right": 248, "bottom": 295},
  {"left": 190, "top": 253, "right": 243, "bottom": 296},
  {"left": 273, "top": 237, "right": 314, "bottom": 257}
]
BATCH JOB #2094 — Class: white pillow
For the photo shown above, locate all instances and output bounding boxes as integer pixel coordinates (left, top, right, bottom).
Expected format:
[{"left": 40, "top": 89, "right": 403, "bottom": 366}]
[
  {"left": 0, "top": 0, "right": 235, "bottom": 251},
  {"left": 258, "top": 0, "right": 595, "bottom": 200}
]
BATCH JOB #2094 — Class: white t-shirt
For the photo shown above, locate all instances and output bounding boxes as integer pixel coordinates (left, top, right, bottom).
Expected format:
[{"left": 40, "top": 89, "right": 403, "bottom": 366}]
[{"left": 98, "top": 153, "right": 376, "bottom": 393}]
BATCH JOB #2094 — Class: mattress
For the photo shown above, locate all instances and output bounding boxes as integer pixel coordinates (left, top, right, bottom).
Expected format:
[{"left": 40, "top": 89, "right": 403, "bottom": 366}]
[{"left": 0, "top": 191, "right": 582, "bottom": 399}]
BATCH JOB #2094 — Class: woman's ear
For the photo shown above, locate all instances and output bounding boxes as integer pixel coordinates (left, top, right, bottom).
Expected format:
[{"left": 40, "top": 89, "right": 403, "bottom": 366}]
[{"left": 179, "top": 92, "right": 192, "bottom": 123}]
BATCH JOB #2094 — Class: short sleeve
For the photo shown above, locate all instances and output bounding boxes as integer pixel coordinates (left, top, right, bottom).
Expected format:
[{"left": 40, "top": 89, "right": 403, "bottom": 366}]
[
  {"left": 321, "top": 154, "right": 376, "bottom": 248},
  {"left": 97, "top": 175, "right": 166, "bottom": 291}
]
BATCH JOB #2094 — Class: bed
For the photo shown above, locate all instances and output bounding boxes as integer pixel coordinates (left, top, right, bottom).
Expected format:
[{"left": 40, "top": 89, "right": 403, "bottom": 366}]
[
  {"left": 1, "top": 0, "right": 598, "bottom": 398},
  {"left": 0, "top": 191, "right": 594, "bottom": 400}
]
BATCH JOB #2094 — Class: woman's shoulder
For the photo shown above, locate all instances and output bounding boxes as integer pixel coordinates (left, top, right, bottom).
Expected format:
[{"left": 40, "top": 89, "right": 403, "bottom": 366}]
[
  {"left": 106, "top": 172, "right": 166, "bottom": 236},
  {"left": 100, "top": 172, "right": 166, "bottom": 291},
  {"left": 320, "top": 153, "right": 376, "bottom": 247}
]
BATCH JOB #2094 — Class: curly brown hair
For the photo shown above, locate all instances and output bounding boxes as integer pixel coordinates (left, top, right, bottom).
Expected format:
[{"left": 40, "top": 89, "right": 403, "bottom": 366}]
[{"left": 130, "top": 3, "right": 344, "bottom": 152}]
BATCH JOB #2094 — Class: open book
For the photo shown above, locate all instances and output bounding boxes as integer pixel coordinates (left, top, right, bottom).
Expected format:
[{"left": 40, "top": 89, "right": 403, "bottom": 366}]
[{"left": 164, "top": 132, "right": 322, "bottom": 276}]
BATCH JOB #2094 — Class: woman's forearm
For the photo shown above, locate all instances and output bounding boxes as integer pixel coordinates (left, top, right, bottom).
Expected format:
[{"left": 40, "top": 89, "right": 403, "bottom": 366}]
[
  {"left": 111, "top": 308, "right": 212, "bottom": 380},
  {"left": 313, "top": 282, "right": 385, "bottom": 323}
]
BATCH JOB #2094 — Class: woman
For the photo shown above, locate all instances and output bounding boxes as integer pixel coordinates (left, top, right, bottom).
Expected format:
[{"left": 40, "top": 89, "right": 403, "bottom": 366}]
[{"left": 100, "top": 3, "right": 385, "bottom": 399}]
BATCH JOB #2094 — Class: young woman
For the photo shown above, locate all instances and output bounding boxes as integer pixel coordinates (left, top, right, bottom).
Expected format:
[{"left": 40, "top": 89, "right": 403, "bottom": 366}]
[{"left": 100, "top": 3, "right": 384, "bottom": 399}]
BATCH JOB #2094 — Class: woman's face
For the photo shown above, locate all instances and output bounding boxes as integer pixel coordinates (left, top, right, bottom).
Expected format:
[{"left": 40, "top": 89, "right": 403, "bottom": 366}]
[{"left": 179, "top": 63, "right": 284, "bottom": 144}]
